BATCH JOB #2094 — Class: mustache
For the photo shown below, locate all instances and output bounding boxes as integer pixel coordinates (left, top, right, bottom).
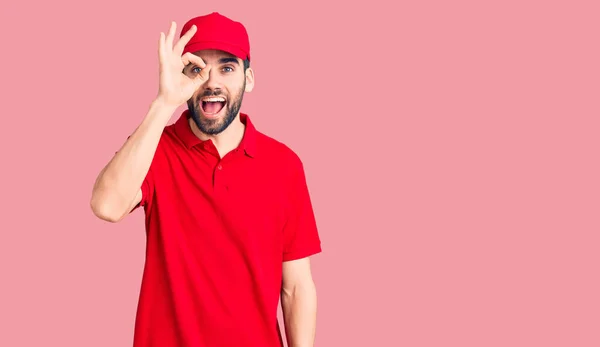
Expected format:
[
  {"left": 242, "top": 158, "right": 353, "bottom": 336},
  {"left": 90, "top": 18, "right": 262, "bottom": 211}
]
[{"left": 200, "top": 89, "right": 225, "bottom": 98}]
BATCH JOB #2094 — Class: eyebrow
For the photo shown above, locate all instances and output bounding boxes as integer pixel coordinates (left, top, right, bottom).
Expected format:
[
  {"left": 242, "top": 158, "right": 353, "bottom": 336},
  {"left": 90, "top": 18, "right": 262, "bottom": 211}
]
[{"left": 218, "top": 57, "right": 240, "bottom": 65}]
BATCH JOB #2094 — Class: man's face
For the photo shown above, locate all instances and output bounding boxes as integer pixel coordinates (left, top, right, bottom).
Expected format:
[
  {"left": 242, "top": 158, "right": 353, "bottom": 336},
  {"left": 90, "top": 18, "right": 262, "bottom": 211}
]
[{"left": 183, "top": 49, "right": 251, "bottom": 135}]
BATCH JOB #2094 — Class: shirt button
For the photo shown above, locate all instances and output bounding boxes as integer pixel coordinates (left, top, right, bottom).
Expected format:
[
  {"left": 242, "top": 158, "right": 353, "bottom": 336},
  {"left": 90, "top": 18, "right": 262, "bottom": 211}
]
[{"left": 217, "top": 164, "right": 222, "bottom": 170}]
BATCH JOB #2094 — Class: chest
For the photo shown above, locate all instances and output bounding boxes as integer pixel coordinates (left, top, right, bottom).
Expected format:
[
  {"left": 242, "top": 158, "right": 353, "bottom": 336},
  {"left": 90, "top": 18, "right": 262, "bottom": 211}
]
[{"left": 152, "top": 148, "right": 288, "bottom": 251}]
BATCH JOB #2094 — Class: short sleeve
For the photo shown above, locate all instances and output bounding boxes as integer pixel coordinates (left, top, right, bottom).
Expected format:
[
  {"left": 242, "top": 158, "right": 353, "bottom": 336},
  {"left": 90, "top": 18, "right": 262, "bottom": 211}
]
[
  {"left": 116, "top": 135, "right": 156, "bottom": 214},
  {"left": 130, "top": 170, "right": 154, "bottom": 213},
  {"left": 282, "top": 158, "right": 322, "bottom": 262}
]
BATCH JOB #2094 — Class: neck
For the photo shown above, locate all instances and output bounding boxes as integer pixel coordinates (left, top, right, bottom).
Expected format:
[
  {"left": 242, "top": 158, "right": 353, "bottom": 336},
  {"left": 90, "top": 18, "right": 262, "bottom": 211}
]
[{"left": 189, "top": 114, "right": 245, "bottom": 158}]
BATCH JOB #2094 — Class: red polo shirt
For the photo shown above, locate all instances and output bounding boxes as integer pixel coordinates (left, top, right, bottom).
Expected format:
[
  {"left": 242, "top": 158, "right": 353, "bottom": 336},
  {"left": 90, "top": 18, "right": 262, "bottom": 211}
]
[{"left": 128, "top": 111, "right": 321, "bottom": 347}]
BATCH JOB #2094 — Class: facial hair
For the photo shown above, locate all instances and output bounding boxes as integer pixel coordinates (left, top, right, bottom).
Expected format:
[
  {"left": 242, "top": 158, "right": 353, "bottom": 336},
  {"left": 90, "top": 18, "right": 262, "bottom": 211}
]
[{"left": 188, "top": 81, "right": 246, "bottom": 135}]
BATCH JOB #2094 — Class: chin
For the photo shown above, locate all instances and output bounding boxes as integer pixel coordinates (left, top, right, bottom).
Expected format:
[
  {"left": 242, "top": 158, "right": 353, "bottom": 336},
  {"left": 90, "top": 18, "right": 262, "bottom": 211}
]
[
  {"left": 187, "top": 86, "right": 244, "bottom": 135},
  {"left": 190, "top": 104, "right": 236, "bottom": 135}
]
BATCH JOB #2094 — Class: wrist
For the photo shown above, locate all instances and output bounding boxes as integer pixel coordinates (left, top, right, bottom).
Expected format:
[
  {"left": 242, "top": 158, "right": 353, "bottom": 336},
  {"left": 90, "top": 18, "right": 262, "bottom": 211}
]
[
  {"left": 152, "top": 96, "right": 181, "bottom": 112},
  {"left": 141, "top": 97, "right": 180, "bottom": 126}
]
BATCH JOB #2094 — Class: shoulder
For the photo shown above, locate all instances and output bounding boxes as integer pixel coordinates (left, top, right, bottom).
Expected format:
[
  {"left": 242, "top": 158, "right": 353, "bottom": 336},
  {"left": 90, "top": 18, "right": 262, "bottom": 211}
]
[
  {"left": 155, "top": 122, "right": 187, "bottom": 153},
  {"left": 162, "top": 122, "right": 179, "bottom": 143},
  {"left": 255, "top": 130, "right": 305, "bottom": 172}
]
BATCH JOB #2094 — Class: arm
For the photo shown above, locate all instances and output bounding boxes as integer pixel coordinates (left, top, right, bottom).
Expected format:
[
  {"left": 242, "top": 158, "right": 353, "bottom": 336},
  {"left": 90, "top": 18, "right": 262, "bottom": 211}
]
[
  {"left": 281, "top": 257, "right": 318, "bottom": 347},
  {"left": 89, "top": 21, "right": 210, "bottom": 222},
  {"left": 90, "top": 99, "right": 177, "bottom": 222}
]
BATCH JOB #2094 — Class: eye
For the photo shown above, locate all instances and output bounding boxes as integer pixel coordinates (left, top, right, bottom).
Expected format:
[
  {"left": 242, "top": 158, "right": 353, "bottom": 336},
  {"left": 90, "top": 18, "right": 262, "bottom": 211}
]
[
  {"left": 192, "top": 66, "right": 202, "bottom": 73},
  {"left": 223, "top": 66, "right": 234, "bottom": 73}
]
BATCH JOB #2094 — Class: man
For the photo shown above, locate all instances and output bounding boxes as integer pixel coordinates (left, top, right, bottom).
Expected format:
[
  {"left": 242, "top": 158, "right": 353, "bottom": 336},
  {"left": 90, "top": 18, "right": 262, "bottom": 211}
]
[{"left": 90, "top": 12, "right": 322, "bottom": 347}]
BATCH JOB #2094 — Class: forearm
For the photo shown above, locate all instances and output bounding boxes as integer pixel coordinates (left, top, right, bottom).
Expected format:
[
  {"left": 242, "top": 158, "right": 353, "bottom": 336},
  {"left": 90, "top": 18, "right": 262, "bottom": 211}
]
[
  {"left": 90, "top": 98, "right": 176, "bottom": 221},
  {"left": 281, "top": 280, "right": 318, "bottom": 347}
]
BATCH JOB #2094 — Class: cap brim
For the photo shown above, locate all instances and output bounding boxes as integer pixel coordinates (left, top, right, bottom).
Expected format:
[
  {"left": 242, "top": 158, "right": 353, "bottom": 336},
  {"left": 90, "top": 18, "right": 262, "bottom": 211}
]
[{"left": 183, "top": 41, "right": 249, "bottom": 61}]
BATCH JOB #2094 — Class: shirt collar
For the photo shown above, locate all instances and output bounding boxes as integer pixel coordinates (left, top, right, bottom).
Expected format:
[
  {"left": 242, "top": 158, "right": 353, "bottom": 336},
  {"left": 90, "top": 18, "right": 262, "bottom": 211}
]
[{"left": 174, "top": 110, "right": 257, "bottom": 157}]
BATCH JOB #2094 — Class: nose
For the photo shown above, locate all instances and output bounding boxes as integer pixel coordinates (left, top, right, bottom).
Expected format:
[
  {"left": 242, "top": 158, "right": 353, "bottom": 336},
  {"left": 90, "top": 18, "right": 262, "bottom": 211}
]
[{"left": 204, "top": 65, "right": 223, "bottom": 90}]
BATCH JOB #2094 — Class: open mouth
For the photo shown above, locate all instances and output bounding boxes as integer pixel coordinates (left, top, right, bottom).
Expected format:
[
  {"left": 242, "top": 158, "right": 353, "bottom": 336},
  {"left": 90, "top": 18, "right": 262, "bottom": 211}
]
[{"left": 201, "top": 97, "right": 227, "bottom": 116}]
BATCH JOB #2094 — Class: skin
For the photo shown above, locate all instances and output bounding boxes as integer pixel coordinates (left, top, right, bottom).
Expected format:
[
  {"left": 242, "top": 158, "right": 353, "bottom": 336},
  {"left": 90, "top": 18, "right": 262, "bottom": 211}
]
[
  {"left": 181, "top": 49, "right": 254, "bottom": 158},
  {"left": 281, "top": 257, "right": 318, "bottom": 347},
  {"left": 91, "top": 21, "right": 317, "bottom": 347},
  {"left": 185, "top": 52, "right": 247, "bottom": 135}
]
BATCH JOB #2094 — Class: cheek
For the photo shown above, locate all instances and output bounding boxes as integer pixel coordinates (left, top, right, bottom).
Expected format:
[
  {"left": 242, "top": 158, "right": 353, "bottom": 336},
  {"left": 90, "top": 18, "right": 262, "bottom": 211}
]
[{"left": 227, "top": 83, "right": 244, "bottom": 97}]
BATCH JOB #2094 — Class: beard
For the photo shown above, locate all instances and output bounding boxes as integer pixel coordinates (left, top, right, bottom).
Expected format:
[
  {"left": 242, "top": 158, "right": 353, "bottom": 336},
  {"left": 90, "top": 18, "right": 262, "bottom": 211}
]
[{"left": 187, "top": 81, "right": 246, "bottom": 135}]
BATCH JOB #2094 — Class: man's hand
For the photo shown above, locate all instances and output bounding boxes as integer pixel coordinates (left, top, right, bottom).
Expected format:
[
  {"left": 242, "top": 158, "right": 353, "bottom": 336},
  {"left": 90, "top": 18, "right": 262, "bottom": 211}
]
[{"left": 156, "top": 22, "right": 211, "bottom": 108}]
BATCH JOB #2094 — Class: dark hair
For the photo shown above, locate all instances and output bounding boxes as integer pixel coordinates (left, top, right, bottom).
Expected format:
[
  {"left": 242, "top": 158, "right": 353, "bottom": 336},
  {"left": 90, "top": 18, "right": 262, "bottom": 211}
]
[{"left": 243, "top": 58, "right": 250, "bottom": 71}]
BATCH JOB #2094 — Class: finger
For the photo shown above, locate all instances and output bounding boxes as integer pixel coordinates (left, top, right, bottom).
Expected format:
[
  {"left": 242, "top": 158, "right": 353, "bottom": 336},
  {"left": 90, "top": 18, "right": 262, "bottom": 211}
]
[
  {"left": 174, "top": 24, "right": 197, "bottom": 55},
  {"left": 195, "top": 65, "right": 212, "bottom": 80},
  {"left": 158, "top": 32, "right": 166, "bottom": 61},
  {"left": 165, "top": 21, "right": 176, "bottom": 51},
  {"left": 182, "top": 52, "right": 206, "bottom": 69},
  {"left": 195, "top": 64, "right": 212, "bottom": 83}
]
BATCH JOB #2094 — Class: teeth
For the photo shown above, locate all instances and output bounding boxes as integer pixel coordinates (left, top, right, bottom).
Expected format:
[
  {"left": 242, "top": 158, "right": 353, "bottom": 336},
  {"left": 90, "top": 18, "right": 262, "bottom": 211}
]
[{"left": 202, "top": 97, "right": 225, "bottom": 102}]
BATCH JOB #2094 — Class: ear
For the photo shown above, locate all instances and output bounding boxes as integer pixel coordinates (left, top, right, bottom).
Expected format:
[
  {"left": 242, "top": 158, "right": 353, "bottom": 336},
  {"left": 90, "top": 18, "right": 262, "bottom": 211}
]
[{"left": 244, "top": 67, "right": 255, "bottom": 92}]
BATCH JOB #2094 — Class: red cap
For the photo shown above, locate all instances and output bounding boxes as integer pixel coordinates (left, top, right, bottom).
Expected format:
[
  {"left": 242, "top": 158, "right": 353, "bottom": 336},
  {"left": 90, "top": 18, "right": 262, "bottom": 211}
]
[{"left": 180, "top": 12, "right": 250, "bottom": 61}]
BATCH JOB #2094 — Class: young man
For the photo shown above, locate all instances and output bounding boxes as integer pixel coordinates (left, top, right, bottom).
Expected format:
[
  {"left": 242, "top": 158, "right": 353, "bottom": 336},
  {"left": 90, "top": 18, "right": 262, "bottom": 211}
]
[{"left": 90, "top": 12, "right": 322, "bottom": 347}]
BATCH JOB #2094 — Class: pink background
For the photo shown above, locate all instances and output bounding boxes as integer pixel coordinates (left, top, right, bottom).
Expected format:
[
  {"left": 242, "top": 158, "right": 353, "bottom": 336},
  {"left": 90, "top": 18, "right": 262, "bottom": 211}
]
[{"left": 1, "top": 0, "right": 599, "bottom": 346}]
